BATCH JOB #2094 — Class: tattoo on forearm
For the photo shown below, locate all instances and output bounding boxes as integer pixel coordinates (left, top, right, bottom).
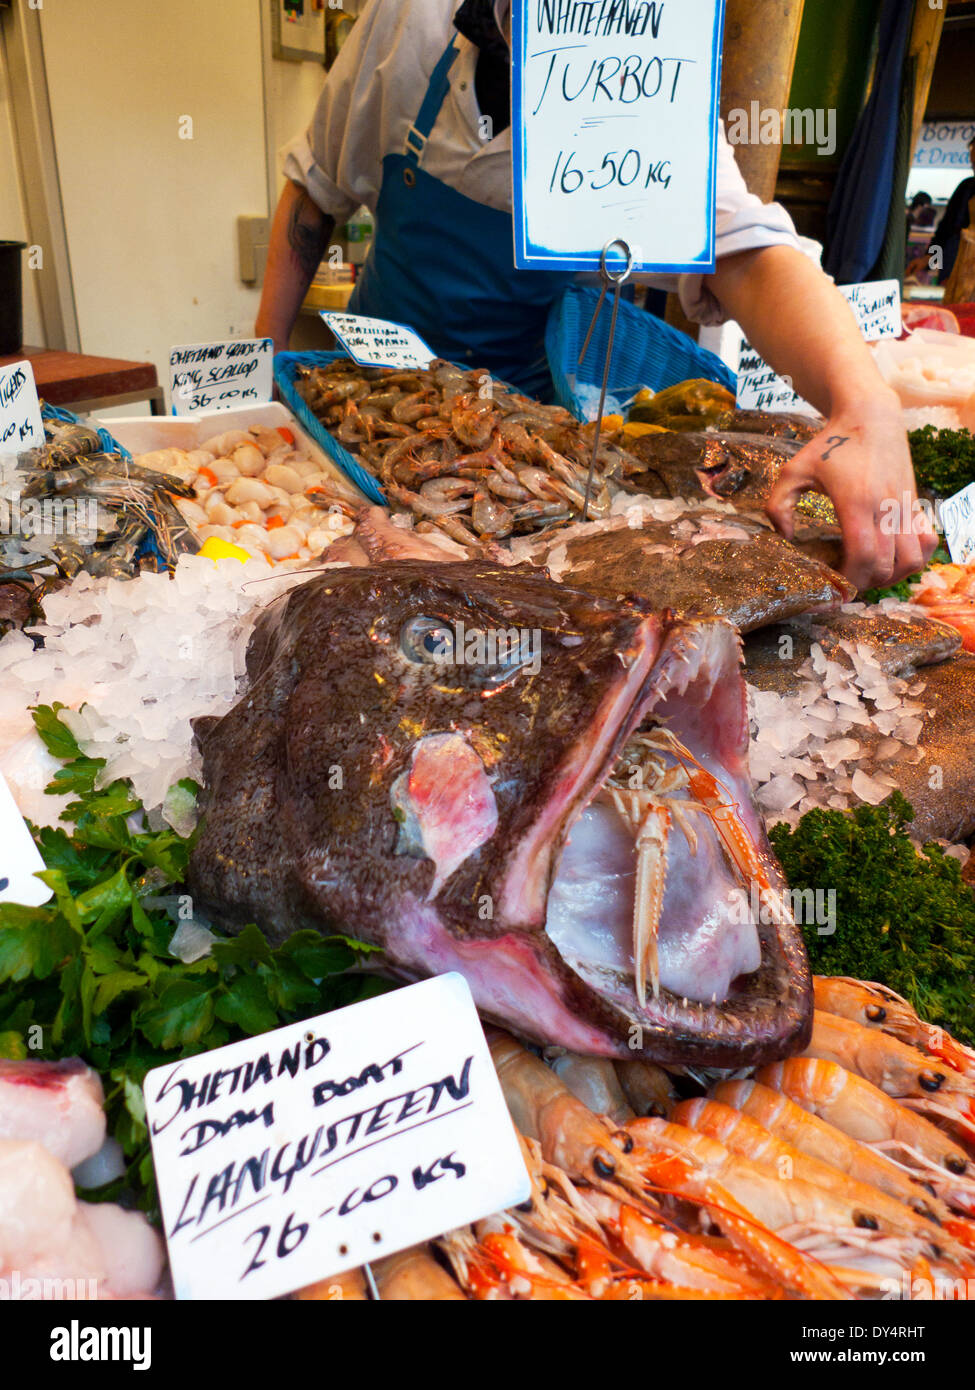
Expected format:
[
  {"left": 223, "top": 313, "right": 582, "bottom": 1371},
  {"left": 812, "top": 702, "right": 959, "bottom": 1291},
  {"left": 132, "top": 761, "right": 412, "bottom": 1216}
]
[
  {"left": 821, "top": 435, "right": 851, "bottom": 461},
  {"left": 287, "top": 192, "right": 332, "bottom": 279}
]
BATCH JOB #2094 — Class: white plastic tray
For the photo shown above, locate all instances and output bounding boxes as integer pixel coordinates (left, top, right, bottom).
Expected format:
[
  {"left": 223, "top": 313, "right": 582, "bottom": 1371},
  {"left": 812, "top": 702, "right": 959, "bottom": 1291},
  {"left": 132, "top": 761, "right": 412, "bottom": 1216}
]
[{"left": 94, "top": 401, "right": 368, "bottom": 504}]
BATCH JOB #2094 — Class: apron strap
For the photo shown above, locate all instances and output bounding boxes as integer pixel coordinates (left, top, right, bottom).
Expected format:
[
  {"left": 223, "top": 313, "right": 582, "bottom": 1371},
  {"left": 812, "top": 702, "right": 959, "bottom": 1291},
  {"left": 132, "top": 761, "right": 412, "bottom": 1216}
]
[{"left": 404, "top": 37, "right": 460, "bottom": 166}]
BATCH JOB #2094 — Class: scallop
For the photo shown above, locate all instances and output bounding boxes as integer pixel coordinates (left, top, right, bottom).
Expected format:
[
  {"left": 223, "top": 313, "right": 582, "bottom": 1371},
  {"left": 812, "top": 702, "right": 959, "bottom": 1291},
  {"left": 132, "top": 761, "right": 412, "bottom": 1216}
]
[
  {"left": 199, "top": 428, "right": 252, "bottom": 457},
  {"left": 291, "top": 457, "right": 322, "bottom": 479},
  {"left": 302, "top": 472, "right": 335, "bottom": 494},
  {"left": 207, "top": 456, "right": 240, "bottom": 483},
  {"left": 175, "top": 498, "right": 208, "bottom": 527},
  {"left": 250, "top": 426, "right": 285, "bottom": 454},
  {"left": 225, "top": 477, "right": 276, "bottom": 507},
  {"left": 204, "top": 498, "right": 241, "bottom": 528},
  {"left": 234, "top": 524, "right": 272, "bottom": 555},
  {"left": 306, "top": 528, "right": 333, "bottom": 557},
  {"left": 232, "top": 443, "right": 266, "bottom": 477},
  {"left": 184, "top": 449, "right": 217, "bottom": 471},
  {"left": 239, "top": 500, "right": 264, "bottom": 524},
  {"left": 264, "top": 463, "right": 304, "bottom": 494},
  {"left": 196, "top": 524, "right": 236, "bottom": 544},
  {"left": 265, "top": 525, "right": 303, "bottom": 560}
]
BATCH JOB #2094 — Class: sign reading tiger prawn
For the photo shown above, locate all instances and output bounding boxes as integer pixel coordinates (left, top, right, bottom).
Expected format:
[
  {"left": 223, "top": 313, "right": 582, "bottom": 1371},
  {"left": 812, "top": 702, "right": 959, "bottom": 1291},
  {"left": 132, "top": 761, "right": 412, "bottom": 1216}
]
[
  {"left": 512, "top": 1, "right": 726, "bottom": 273},
  {"left": 144, "top": 974, "right": 529, "bottom": 1300}
]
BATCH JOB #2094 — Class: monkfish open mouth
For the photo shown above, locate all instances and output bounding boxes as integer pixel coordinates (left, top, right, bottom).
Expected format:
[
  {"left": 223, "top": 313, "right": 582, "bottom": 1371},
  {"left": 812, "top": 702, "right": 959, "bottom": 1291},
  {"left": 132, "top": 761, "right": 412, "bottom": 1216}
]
[{"left": 504, "top": 617, "right": 811, "bottom": 1066}]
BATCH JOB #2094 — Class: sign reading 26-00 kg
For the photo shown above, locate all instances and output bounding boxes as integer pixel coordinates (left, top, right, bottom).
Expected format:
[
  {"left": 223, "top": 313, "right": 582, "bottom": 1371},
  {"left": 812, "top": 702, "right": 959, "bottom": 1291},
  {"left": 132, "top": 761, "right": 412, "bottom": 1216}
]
[
  {"left": 144, "top": 974, "right": 529, "bottom": 1300},
  {"left": 512, "top": 1, "right": 726, "bottom": 274}
]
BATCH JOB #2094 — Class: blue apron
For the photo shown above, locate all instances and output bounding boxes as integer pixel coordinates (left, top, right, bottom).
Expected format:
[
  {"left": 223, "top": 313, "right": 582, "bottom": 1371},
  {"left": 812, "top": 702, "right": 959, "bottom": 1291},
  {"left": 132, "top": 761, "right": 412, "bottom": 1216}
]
[{"left": 348, "top": 37, "right": 573, "bottom": 400}]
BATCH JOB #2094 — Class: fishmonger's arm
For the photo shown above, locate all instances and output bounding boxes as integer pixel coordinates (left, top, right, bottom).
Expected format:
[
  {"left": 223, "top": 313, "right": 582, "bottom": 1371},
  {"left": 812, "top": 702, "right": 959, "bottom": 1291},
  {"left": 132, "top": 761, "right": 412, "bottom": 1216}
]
[
  {"left": 256, "top": 182, "right": 334, "bottom": 355},
  {"left": 707, "top": 243, "right": 937, "bottom": 593}
]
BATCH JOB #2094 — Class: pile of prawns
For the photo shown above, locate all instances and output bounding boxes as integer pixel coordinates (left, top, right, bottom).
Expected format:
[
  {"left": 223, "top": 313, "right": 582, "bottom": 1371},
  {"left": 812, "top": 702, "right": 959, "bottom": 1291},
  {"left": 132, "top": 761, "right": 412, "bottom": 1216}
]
[{"left": 300, "top": 979, "right": 975, "bottom": 1302}]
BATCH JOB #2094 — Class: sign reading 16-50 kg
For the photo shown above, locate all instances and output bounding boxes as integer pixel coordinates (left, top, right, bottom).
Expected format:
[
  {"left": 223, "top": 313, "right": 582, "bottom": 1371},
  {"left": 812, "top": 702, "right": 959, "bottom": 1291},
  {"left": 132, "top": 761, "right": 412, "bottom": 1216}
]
[{"left": 512, "top": 1, "right": 726, "bottom": 274}]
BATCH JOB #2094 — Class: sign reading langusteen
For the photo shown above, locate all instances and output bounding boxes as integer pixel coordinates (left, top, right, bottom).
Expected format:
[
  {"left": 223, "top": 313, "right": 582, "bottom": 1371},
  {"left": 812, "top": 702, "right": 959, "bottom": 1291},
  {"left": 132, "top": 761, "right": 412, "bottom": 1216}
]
[
  {"left": 737, "top": 280, "right": 903, "bottom": 413},
  {"left": 940, "top": 482, "right": 975, "bottom": 566},
  {"left": 0, "top": 360, "right": 44, "bottom": 456},
  {"left": 169, "top": 339, "right": 274, "bottom": 416},
  {"left": 144, "top": 974, "right": 530, "bottom": 1300},
  {"left": 511, "top": 0, "right": 726, "bottom": 273},
  {"left": 0, "top": 772, "right": 52, "bottom": 908},
  {"left": 321, "top": 313, "right": 436, "bottom": 370}
]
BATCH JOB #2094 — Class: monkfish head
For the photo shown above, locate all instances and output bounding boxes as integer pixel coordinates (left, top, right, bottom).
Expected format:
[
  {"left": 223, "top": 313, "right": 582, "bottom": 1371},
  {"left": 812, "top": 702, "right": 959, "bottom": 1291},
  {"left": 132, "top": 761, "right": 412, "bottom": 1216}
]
[{"left": 190, "top": 559, "right": 812, "bottom": 1067}]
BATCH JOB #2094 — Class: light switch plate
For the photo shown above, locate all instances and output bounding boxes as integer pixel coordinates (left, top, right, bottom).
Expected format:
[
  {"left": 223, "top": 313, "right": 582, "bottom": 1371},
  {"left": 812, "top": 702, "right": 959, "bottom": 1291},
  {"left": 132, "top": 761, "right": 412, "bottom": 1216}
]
[{"left": 238, "top": 215, "right": 271, "bottom": 286}]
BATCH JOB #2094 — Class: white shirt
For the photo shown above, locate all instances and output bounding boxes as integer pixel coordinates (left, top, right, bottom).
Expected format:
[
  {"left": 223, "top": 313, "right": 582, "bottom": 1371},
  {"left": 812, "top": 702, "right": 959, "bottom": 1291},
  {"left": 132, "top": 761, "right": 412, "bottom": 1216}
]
[{"left": 282, "top": 0, "right": 800, "bottom": 324}]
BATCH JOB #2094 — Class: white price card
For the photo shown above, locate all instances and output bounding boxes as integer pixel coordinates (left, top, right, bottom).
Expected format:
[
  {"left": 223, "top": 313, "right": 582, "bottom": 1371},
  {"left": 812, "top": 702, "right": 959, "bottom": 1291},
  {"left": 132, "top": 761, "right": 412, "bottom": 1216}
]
[
  {"left": 169, "top": 339, "right": 274, "bottom": 416},
  {"left": 321, "top": 313, "right": 436, "bottom": 370},
  {"left": 0, "top": 360, "right": 44, "bottom": 457},
  {"left": 939, "top": 482, "right": 975, "bottom": 565},
  {"left": 511, "top": 0, "right": 725, "bottom": 273},
  {"left": 736, "top": 339, "right": 811, "bottom": 414},
  {"left": 736, "top": 279, "right": 902, "bottom": 413},
  {"left": 144, "top": 973, "right": 530, "bottom": 1301},
  {"left": 840, "top": 280, "right": 901, "bottom": 341},
  {"left": 0, "top": 772, "right": 52, "bottom": 908}
]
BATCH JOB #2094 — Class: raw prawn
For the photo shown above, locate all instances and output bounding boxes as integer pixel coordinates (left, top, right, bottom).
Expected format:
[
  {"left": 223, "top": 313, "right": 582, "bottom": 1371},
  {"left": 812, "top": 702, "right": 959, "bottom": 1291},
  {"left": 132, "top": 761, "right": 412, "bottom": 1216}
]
[
  {"left": 813, "top": 977, "right": 975, "bottom": 1080},
  {"left": 625, "top": 1118, "right": 851, "bottom": 1300},
  {"left": 804, "top": 1010, "right": 974, "bottom": 1103},
  {"left": 673, "top": 1097, "right": 964, "bottom": 1255},
  {"left": 757, "top": 1059, "right": 975, "bottom": 1214},
  {"left": 712, "top": 1078, "right": 950, "bottom": 1222},
  {"left": 489, "top": 1034, "right": 638, "bottom": 1192}
]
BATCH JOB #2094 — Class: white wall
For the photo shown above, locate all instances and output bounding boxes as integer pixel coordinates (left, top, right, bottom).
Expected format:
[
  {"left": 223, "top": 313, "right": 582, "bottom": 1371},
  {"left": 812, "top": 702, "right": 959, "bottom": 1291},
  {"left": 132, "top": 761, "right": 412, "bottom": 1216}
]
[
  {"left": 264, "top": 36, "right": 325, "bottom": 201},
  {"left": 38, "top": 0, "right": 270, "bottom": 373},
  {"left": 0, "top": 32, "right": 44, "bottom": 346}
]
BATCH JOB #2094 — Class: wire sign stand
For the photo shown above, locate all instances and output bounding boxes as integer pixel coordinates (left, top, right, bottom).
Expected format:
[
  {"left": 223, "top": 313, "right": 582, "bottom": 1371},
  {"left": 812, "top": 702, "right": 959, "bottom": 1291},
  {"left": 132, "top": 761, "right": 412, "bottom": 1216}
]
[{"left": 578, "top": 239, "right": 634, "bottom": 522}]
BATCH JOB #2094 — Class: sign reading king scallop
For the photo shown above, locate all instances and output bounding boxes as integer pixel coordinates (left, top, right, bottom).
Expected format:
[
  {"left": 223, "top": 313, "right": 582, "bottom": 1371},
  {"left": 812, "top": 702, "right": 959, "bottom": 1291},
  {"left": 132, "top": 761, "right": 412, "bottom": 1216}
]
[{"left": 511, "top": 0, "right": 726, "bottom": 274}]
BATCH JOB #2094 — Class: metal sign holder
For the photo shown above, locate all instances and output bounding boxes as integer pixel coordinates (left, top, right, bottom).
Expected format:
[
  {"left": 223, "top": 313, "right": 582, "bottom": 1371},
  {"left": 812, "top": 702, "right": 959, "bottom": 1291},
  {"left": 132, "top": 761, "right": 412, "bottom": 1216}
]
[{"left": 578, "top": 238, "right": 634, "bottom": 522}]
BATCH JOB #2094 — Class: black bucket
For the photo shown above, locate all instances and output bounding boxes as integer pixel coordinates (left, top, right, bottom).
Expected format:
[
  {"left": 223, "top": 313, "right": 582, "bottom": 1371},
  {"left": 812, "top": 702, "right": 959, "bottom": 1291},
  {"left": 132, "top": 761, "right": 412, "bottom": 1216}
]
[{"left": 0, "top": 241, "right": 27, "bottom": 355}]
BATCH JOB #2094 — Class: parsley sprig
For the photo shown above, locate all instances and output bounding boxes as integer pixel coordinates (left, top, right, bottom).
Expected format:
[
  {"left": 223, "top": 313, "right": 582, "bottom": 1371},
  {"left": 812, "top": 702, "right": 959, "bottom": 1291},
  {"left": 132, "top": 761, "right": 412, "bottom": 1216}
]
[{"left": 0, "top": 705, "right": 382, "bottom": 1215}]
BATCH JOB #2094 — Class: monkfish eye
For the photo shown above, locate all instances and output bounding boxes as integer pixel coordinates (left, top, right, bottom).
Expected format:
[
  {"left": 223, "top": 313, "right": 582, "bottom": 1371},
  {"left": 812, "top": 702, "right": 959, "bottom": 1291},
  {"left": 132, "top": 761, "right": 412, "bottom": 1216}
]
[{"left": 400, "top": 616, "right": 455, "bottom": 664}]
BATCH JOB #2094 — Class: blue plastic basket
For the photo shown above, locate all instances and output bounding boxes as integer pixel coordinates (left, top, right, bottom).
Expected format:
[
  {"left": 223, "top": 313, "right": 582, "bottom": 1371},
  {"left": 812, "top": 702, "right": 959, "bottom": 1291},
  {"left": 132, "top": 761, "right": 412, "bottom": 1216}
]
[
  {"left": 273, "top": 350, "right": 387, "bottom": 505},
  {"left": 545, "top": 285, "right": 738, "bottom": 422},
  {"left": 40, "top": 400, "right": 131, "bottom": 459}
]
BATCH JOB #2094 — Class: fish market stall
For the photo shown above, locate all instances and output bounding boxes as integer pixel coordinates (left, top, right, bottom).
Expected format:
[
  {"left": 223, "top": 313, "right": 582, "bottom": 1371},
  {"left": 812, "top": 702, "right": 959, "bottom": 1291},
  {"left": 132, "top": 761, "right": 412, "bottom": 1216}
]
[{"left": 1, "top": 347, "right": 975, "bottom": 1309}]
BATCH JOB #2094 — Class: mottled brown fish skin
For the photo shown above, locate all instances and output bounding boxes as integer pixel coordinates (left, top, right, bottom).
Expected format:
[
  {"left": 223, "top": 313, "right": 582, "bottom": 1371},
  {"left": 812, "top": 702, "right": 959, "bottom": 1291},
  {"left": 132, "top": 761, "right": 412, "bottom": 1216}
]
[{"left": 535, "top": 509, "right": 854, "bottom": 633}]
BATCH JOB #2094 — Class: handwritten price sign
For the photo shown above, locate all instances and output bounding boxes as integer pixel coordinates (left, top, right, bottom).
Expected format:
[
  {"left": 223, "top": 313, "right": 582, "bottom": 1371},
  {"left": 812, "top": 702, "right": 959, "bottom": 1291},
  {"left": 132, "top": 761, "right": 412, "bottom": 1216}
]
[
  {"left": 737, "top": 280, "right": 902, "bottom": 412},
  {"left": 169, "top": 339, "right": 274, "bottom": 416},
  {"left": 512, "top": 0, "right": 725, "bottom": 272},
  {"left": 322, "top": 313, "right": 436, "bottom": 371},
  {"left": 145, "top": 974, "right": 529, "bottom": 1300},
  {"left": 0, "top": 360, "right": 44, "bottom": 458},
  {"left": 940, "top": 482, "right": 975, "bottom": 565}
]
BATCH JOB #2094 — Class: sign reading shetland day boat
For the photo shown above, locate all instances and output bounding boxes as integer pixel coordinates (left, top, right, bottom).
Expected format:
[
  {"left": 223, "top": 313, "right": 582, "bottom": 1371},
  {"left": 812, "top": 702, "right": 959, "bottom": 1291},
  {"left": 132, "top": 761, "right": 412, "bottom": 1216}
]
[
  {"left": 512, "top": 0, "right": 726, "bottom": 273},
  {"left": 144, "top": 974, "right": 529, "bottom": 1301},
  {"left": 169, "top": 339, "right": 274, "bottom": 416}
]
